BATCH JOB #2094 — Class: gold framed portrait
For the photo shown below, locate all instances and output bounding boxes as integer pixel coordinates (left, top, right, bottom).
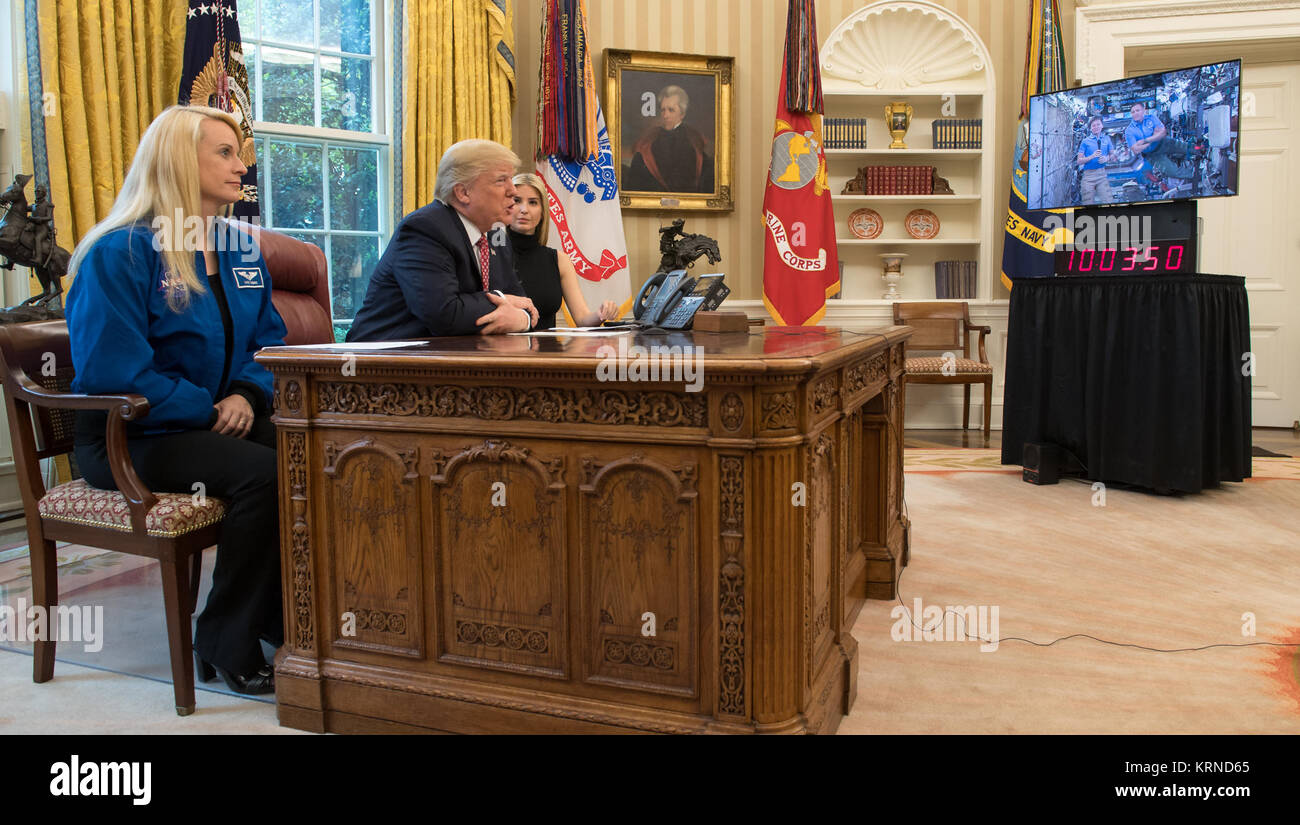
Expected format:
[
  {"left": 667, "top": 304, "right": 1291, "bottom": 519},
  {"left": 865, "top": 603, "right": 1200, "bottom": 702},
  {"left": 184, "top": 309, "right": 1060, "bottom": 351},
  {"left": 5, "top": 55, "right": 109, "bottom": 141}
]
[{"left": 604, "top": 49, "right": 734, "bottom": 212}]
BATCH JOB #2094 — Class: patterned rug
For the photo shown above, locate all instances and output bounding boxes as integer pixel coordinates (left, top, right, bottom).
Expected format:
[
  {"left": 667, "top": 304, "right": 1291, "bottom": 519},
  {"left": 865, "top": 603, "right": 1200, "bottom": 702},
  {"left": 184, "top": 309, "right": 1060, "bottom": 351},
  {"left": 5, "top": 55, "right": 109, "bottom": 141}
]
[
  {"left": 905, "top": 448, "right": 1300, "bottom": 481},
  {"left": 0, "top": 544, "right": 154, "bottom": 600}
]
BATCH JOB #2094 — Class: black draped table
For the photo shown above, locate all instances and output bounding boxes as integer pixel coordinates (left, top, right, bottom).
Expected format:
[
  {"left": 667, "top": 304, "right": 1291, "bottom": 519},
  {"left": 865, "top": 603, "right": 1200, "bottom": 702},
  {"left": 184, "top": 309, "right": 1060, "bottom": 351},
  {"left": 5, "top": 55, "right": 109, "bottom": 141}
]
[{"left": 1001, "top": 275, "right": 1252, "bottom": 493}]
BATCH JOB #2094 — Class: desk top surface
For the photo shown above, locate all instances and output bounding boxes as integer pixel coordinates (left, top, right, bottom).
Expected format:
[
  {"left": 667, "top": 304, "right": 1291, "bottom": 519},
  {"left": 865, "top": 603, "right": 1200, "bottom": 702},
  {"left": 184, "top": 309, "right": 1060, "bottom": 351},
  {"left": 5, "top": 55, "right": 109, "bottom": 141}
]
[{"left": 258, "top": 325, "right": 911, "bottom": 376}]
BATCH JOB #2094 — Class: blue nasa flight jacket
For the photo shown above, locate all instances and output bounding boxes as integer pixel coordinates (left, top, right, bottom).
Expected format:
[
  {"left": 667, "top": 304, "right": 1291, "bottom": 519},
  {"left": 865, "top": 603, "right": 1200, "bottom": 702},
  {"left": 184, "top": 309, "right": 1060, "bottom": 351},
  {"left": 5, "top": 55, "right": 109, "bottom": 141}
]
[{"left": 67, "top": 220, "right": 287, "bottom": 436}]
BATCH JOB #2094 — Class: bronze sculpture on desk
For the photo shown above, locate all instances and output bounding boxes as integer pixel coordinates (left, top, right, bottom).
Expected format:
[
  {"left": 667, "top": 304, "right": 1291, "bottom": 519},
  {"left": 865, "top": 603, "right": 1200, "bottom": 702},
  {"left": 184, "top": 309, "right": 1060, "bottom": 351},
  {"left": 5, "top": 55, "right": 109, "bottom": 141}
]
[
  {"left": 0, "top": 174, "right": 71, "bottom": 322},
  {"left": 656, "top": 217, "right": 721, "bottom": 274}
]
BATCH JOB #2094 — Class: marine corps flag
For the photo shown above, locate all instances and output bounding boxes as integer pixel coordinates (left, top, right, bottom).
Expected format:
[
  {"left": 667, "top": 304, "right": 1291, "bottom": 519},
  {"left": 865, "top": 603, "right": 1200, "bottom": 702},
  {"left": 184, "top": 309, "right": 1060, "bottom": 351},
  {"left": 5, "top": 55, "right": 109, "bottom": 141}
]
[
  {"left": 179, "top": 0, "right": 258, "bottom": 220},
  {"left": 1001, "top": 0, "right": 1069, "bottom": 289},
  {"left": 762, "top": 0, "right": 838, "bottom": 327},
  {"left": 537, "top": 0, "right": 632, "bottom": 320}
]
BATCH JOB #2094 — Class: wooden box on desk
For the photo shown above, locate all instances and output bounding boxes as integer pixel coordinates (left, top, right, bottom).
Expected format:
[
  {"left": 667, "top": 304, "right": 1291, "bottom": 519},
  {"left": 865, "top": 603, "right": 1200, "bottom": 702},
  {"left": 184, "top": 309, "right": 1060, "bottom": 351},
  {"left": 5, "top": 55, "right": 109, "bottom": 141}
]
[
  {"left": 257, "top": 325, "right": 911, "bottom": 734},
  {"left": 693, "top": 311, "right": 750, "bottom": 333}
]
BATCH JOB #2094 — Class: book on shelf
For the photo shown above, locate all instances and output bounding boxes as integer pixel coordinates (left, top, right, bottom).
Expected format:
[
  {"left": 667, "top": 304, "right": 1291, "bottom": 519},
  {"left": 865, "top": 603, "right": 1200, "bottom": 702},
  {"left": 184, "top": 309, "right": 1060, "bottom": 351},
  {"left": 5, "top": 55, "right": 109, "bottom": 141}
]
[
  {"left": 932, "top": 118, "right": 983, "bottom": 150},
  {"left": 825, "top": 117, "right": 868, "bottom": 149},
  {"left": 859, "top": 165, "right": 935, "bottom": 195},
  {"left": 934, "top": 260, "right": 978, "bottom": 299}
]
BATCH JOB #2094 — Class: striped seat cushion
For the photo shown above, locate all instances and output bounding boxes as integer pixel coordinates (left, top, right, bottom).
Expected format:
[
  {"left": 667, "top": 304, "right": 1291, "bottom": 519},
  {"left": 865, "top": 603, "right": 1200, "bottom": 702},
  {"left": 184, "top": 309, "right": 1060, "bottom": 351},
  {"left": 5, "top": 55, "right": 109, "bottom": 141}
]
[
  {"left": 38, "top": 479, "right": 227, "bottom": 538},
  {"left": 905, "top": 357, "right": 993, "bottom": 375}
]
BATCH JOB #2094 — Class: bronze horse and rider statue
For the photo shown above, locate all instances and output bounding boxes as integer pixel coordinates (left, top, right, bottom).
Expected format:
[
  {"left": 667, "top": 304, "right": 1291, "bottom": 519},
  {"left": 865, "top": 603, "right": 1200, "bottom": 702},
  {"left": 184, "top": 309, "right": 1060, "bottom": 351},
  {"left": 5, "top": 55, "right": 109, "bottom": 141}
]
[
  {"left": 657, "top": 218, "right": 722, "bottom": 274},
  {"left": 0, "top": 173, "right": 70, "bottom": 320}
]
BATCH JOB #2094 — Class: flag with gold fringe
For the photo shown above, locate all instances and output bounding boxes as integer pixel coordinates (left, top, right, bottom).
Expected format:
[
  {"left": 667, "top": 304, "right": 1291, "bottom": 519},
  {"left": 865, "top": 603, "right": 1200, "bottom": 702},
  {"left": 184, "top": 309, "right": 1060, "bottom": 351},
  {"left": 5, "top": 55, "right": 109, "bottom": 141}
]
[
  {"left": 762, "top": 0, "right": 838, "bottom": 327},
  {"left": 1001, "top": 0, "right": 1069, "bottom": 290},
  {"left": 486, "top": 0, "right": 517, "bottom": 106},
  {"left": 536, "top": 0, "right": 631, "bottom": 321},
  {"left": 179, "top": 0, "right": 258, "bottom": 219}
]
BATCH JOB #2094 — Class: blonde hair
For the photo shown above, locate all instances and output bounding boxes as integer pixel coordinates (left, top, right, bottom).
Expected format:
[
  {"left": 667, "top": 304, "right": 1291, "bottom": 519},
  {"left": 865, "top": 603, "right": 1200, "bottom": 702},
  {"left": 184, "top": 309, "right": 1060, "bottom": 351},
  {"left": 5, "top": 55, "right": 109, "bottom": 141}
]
[
  {"left": 68, "top": 105, "right": 245, "bottom": 312},
  {"left": 511, "top": 172, "right": 549, "bottom": 246},
  {"left": 434, "top": 139, "right": 522, "bottom": 204}
]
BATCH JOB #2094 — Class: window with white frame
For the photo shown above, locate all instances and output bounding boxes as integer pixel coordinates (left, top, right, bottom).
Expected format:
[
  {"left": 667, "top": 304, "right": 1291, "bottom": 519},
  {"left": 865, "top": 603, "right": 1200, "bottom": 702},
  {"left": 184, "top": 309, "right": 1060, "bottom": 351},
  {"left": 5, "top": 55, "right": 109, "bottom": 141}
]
[{"left": 240, "top": 0, "right": 388, "bottom": 336}]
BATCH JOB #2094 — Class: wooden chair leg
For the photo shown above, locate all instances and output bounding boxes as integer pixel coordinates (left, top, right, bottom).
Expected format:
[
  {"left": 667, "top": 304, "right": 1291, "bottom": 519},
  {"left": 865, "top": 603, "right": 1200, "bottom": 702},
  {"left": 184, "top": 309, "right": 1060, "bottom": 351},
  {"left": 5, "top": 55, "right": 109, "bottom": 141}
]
[
  {"left": 159, "top": 558, "right": 197, "bottom": 716},
  {"left": 963, "top": 384, "right": 971, "bottom": 430},
  {"left": 27, "top": 533, "right": 58, "bottom": 683},
  {"left": 983, "top": 380, "right": 992, "bottom": 442},
  {"left": 188, "top": 547, "right": 205, "bottom": 616}
]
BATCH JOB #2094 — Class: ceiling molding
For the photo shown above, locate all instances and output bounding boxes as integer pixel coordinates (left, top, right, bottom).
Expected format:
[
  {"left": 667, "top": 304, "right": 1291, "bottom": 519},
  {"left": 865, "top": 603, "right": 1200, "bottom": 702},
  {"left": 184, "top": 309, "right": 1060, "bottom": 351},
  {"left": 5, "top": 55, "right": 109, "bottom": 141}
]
[{"left": 1079, "top": 0, "right": 1300, "bottom": 23}]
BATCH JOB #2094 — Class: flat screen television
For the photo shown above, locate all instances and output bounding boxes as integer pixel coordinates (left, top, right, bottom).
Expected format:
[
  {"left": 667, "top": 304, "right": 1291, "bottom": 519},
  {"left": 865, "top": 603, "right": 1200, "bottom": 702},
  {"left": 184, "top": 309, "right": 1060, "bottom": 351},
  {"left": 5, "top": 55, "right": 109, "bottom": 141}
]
[{"left": 1027, "top": 59, "right": 1241, "bottom": 211}]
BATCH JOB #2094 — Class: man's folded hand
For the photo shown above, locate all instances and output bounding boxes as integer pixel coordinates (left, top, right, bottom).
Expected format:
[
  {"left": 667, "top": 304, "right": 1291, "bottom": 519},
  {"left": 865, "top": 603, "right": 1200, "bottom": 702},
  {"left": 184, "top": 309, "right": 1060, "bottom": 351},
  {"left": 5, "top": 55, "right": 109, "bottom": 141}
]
[
  {"left": 496, "top": 292, "right": 539, "bottom": 327},
  {"left": 477, "top": 291, "right": 532, "bottom": 335}
]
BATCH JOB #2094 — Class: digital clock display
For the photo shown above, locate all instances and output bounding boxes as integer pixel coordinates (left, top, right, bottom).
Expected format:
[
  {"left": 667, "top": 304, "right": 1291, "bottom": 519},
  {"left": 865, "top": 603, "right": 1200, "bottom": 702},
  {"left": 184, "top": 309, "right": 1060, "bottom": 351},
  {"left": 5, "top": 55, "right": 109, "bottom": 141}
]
[{"left": 1055, "top": 243, "right": 1196, "bottom": 276}]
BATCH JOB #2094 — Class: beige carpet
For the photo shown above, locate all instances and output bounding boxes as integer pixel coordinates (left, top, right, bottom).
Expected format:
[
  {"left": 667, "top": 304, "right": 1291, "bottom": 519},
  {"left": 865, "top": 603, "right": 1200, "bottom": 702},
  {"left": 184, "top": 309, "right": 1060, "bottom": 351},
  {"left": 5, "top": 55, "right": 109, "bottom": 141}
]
[
  {"left": 0, "top": 649, "right": 306, "bottom": 734},
  {"left": 840, "top": 450, "right": 1300, "bottom": 734},
  {"left": 2, "top": 450, "right": 1295, "bottom": 734}
]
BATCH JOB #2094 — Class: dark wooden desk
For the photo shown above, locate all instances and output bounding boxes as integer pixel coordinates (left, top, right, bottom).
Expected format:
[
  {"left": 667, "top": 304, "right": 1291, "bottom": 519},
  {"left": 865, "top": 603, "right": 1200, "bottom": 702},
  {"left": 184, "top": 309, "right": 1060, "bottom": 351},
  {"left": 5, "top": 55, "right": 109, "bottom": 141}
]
[{"left": 257, "top": 325, "right": 911, "bottom": 734}]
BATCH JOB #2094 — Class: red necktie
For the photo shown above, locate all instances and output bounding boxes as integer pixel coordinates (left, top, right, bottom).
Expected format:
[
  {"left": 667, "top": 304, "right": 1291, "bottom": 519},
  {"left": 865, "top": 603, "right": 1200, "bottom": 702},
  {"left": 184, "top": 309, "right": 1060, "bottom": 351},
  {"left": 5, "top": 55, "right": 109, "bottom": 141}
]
[{"left": 476, "top": 235, "right": 491, "bottom": 292}]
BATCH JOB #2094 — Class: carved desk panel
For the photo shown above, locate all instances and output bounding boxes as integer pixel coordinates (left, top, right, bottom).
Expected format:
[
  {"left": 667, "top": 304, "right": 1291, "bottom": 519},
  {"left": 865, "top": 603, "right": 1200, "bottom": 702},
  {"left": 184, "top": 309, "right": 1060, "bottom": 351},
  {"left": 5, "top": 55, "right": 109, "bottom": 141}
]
[{"left": 257, "top": 325, "right": 911, "bottom": 734}]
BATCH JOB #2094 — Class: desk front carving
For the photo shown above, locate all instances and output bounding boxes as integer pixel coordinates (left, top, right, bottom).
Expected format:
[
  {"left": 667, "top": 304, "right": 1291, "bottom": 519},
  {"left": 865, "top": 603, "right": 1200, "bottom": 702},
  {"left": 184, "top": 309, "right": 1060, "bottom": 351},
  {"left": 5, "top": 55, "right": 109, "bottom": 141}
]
[{"left": 259, "top": 327, "right": 911, "bottom": 734}]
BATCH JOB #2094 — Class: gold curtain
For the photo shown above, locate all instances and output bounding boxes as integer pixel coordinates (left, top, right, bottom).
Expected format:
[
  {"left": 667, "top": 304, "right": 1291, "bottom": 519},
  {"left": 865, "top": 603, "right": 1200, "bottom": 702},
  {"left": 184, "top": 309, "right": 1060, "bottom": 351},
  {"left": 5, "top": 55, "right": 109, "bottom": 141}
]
[
  {"left": 403, "top": 0, "right": 516, "bottom": 215},
  {"left": 34, "top": 0, "right": 185, "bottom": 253}
]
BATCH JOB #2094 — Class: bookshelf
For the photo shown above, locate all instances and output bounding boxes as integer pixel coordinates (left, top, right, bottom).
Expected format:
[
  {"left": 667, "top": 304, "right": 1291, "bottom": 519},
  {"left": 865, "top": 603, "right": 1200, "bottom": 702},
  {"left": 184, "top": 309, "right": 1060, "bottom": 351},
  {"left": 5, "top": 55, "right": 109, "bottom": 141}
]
[{"left": 819, "top": 1, "right": 997, "bottom": 303}]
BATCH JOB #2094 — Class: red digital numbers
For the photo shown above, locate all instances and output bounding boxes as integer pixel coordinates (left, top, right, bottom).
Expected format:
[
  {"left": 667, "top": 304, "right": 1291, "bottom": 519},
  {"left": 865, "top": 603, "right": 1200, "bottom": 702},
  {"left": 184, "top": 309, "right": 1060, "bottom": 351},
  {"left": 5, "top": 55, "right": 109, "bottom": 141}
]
[
  {"left": 1122, "top": 248, "right": 1140, "bottom": 271},
  {"left": 1067, "top": 244, "right": 1187, "bottom": 274},
  {"left": 1166, "top": 245, "right": 1184, "bottom": 270},
  {"left": 1142, "top": 246, "right": 1161, "bottom": 271}
]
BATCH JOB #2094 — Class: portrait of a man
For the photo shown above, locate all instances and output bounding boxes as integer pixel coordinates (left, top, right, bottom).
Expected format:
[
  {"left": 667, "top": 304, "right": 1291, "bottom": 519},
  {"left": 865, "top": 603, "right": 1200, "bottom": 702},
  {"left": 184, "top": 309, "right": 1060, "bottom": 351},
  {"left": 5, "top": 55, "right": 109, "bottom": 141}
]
[
  {"left": 606, "top": 50, "right": 734, "bottom": 212},
  {"left": 624, "top": 84, "right": 715, "bottom": 194}
]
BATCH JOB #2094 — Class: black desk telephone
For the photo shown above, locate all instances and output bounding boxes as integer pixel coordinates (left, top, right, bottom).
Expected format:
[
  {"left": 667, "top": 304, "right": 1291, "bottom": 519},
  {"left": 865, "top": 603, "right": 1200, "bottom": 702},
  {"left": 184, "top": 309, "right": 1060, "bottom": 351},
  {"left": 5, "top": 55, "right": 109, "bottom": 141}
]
[{"left": 628, "top": 270, "right": 730, "bottom": 329}]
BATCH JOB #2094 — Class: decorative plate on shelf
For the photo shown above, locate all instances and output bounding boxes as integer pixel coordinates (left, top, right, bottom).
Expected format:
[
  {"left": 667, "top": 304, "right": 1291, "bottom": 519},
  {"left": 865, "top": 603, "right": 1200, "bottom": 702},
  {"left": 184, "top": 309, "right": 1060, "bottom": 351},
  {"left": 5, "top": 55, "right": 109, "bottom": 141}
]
[
  {"left": 904, "top": 209, "right": 940, "bottom": 239},
  {"left": 847, "top": 208, "right": 883, "bottom": 239}
]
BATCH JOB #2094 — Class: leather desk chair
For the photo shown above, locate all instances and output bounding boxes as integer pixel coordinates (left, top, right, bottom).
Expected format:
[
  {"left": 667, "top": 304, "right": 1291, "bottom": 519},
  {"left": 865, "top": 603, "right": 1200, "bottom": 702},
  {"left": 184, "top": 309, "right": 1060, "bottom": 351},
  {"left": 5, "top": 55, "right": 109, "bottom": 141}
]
[{"left": 251, "top": 225, "right": 334, "bottom": 345}]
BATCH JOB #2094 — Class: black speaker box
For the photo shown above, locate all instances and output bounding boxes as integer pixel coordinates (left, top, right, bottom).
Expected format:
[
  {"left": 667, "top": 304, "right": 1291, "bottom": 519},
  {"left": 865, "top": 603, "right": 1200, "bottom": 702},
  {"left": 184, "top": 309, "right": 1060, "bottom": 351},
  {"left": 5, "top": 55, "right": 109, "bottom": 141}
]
[{"left": 1022, "top": 442, "right": 1060, "bottom": 485}]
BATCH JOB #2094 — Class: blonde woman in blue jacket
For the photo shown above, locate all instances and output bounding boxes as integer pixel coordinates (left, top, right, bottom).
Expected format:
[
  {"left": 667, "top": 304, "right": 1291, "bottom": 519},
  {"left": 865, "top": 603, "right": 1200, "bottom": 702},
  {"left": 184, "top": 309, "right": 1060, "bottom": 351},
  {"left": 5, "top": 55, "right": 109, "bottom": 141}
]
[{"left": 65, "top": 105, "right": 286, "bottom": 695}]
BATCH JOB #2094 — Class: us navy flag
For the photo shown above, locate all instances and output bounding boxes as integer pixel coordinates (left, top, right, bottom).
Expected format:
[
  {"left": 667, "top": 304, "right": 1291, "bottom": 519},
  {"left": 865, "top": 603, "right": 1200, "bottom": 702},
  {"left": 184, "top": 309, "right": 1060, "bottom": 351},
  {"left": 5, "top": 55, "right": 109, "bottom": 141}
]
[
  {"left": 179, "top": 0, "right": 259, "bottom": 220},
  {"left": 1001, "top": 0, "right": 1068, "bottom": 290}
]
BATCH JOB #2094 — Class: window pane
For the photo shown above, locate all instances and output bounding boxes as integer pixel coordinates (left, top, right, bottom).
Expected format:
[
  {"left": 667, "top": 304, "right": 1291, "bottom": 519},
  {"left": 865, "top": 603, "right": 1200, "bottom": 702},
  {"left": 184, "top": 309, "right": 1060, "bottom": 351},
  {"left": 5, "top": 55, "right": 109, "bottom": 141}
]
[
  {"left": 321, "top": 55, "right": 372, "bottom": 132},
  {"left": 330, "top": 235, "right": 380, "bottom": 321},
  {"left": 270, "top": 141, "right": 324, "bottom": 229},
  {"left": 237, "top": 0, "right": 257, "bottom": 41},
  {"left": 261, "top": 0, "right": 313, "bottom": 47},
  {"left": 240, "top": 42, "right": 257, "bottom": 80},
  {"left": 252, "top": 137, "right": 265, "bottom": 200},
  {"left": 328, "top": 146, "right": 378, "bottom": 231},
  {"left": 261, "top": 47, "right": 316, "bottom": 126},
  {"left": 320, "top": 0, "right": 371, "bottom": 54},
  {"left": 283, "top": 231, "right": 325, "bottom": 249}
]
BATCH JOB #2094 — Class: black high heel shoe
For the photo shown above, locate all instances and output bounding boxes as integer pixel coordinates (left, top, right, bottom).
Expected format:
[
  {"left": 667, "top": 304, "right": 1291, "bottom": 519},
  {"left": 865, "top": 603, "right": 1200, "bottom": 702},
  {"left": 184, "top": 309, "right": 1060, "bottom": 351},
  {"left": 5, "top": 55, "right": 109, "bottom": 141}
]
[{"left": 194, "top": 651, "right": 275, "bottom": 695}]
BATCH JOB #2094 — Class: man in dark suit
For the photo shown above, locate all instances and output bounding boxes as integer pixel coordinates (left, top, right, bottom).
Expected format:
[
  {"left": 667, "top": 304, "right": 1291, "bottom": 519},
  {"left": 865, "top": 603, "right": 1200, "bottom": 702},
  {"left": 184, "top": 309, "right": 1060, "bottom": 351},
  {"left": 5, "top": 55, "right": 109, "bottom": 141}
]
[{"left": 347, "top": 139, "right": 539, "bottom": 340}]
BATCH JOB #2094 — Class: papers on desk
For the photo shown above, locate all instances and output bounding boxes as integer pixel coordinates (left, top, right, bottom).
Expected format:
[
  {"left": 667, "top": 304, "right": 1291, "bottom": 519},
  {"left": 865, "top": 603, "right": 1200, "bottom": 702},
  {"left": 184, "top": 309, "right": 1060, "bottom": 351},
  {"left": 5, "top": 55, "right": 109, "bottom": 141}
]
[
  {"left": 513, "top": 327, "right": 633, "bottom": 337},
  {"left": 287, "top": 341, "right": 427, "bottom": 351}
]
